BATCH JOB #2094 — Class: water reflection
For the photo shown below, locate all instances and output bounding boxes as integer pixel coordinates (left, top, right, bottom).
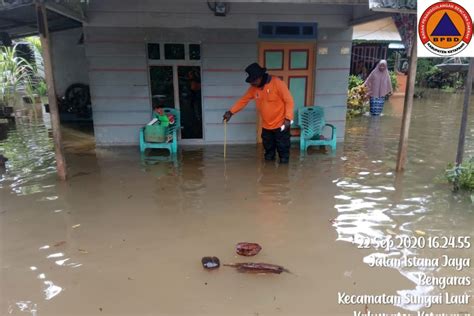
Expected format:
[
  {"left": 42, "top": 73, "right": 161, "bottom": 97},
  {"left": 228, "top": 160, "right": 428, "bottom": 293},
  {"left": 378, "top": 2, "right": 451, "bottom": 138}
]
[
  {"left": 43, "top": 281, "right": 62, "bottom": 300},
  {"left": 257, "top": 163, "right": 291, "bottom": 205},
  {"left": 1, "top": 91, "right": 474, "bottom": 314},
  {"left": 0, "top": 122, "right": 56, "bottom": 194},
  {"left": 14, "top": 301, "right": 37, "bottom": 315},
  {"left": 335, "top": 92, "right": 474, "bottom": 311}
]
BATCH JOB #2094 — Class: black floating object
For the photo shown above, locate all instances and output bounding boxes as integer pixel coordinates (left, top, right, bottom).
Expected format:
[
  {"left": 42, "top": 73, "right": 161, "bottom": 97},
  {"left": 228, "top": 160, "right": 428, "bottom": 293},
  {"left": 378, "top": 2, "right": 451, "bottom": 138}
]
[{"left": 202, "top": 256, "right": 220, "bottom": 270}]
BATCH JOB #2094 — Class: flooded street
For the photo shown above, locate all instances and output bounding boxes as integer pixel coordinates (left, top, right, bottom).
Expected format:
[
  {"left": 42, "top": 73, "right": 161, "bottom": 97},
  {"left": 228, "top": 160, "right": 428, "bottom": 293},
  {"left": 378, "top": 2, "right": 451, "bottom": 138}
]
[{"left": 1, "top": 92, "right": 473, "bottom": 315}]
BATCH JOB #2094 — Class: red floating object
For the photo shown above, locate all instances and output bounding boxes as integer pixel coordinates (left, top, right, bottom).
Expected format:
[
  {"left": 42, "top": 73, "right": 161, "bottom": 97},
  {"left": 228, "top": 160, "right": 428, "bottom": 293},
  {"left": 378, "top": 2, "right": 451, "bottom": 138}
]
[{"left": 236, "top": 242, "right": 262, "bottom": 256}]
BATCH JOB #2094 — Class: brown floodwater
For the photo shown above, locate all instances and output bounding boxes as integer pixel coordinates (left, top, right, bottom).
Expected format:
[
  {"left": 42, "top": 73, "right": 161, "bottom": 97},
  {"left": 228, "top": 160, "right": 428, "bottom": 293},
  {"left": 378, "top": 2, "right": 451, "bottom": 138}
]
[{"left": 0, "top": 92, "right": 473, "bottom": 316}]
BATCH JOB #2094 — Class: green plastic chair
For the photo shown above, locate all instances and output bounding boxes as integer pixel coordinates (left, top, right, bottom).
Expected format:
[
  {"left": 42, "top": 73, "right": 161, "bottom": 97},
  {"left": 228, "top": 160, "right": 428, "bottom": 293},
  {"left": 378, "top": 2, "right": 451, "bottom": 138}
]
[
  {"left": 298, "top": 106, "right": 337, "bottom": 153},
  {"left": 139, "top": 108, "right": 180, "bottom": 155}
]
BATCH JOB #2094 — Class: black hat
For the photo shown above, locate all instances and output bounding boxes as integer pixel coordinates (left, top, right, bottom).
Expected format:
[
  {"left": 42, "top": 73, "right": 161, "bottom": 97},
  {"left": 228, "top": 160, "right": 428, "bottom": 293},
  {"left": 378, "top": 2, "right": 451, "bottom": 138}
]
[{"left": 245, "top": 63, "right": 267, "bottom": 83}]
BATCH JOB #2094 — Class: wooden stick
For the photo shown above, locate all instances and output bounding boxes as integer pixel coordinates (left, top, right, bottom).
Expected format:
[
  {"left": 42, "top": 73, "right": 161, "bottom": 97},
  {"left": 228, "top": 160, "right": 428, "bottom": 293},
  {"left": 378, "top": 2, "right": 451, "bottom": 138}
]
[
  {"left": 455, "top": 58, "right": 474, "bottom": 166},
  {"left": 224, "top": 120, "right": 227, "bottom": 159},
  {"left": 36, "top": 2, "right": 67, "bottom": 180},
  {"left": 395, "top": 39, "right": 417, "bottom": 172}
]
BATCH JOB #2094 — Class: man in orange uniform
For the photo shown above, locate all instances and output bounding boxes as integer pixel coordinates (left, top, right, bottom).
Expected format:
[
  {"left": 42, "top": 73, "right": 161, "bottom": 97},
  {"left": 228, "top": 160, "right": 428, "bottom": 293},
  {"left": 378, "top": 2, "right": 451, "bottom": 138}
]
[{"left": 223, "top": 63, "right": 294, "bottom": 163}]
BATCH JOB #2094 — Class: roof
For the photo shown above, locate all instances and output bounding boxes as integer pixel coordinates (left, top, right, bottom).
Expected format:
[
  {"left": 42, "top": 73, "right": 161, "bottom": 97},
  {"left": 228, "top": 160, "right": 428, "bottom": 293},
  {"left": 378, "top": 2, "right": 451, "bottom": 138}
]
[
  {"left": 352, "top": 17, "right": 402, "bottom": 41},
  {"left": 0, "top": 0, "right": 370, "bottom": 40},
  {"left": 0, "top": 0, "right": 84, "bottom": 40}
]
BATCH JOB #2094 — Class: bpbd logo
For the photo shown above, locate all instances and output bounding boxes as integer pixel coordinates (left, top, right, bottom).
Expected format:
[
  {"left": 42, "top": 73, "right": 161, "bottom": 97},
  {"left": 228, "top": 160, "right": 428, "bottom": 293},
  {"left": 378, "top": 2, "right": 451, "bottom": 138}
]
[{"left": 419, "top": 1, "right": 473, "bottom": 56}]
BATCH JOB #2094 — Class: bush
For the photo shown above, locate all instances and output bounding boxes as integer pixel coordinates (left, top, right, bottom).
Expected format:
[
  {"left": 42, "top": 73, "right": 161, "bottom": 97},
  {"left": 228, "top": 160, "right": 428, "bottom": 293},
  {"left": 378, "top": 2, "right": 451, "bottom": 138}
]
[
  {"left": 348, "top": 75, "right": 364, "bottom": 90},
  {"left": 389, "top": 71, "right": 398, "bottom": 92},
  {"left": 346, "top": 85, "right": 369, "bottom": 118},
  {"left": 34, "top": 80, "right": 47, "bottom": 97},
  {"left": 445, "top": 158, "right": 474, "bottom": 192},
  {"left": 416, "top": 58, "right": 466, "bottom": 89},
  {"left": 416, "top": 58, "right": 435, "bottom": 86}
]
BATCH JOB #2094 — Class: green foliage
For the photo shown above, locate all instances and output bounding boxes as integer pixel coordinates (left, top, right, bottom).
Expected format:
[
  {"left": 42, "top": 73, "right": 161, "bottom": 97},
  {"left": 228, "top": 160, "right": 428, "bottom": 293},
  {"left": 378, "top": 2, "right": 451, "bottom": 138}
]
[
  {"left": 415, "top": 58, "right": 435, "bottom": 85},
  {"left": 348, "top": 75, "right": 364, "bottom": 90},
  {"left": 445, "top": 158, "right": 474, "bottom": 192},
  {"left": 22, "top": 36, "right": 42, "bottom": 55},
  {"left": 0, "top": 44, "right": 35, "bottom": 106},
  {"left": 35, "top": 80, "right": 48, "bottom": 97},
  {"left": 454, "top": 79, "right": 465, "bottom": 90},
  {"left": 416, "top": 58, "right": 466, "bottom": 89},
  {"left": 346, "top": 85, "right": 369, "bottom": 119},
  {"left": 389, "top": 71, "right": 398, "bottom": 92}
]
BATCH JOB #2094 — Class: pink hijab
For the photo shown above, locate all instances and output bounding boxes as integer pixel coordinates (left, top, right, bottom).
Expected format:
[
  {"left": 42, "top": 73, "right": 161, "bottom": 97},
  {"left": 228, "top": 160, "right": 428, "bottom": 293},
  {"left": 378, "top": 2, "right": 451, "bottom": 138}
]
[{"left": 364, "top": 60, "right": 392, "bottom": 98}]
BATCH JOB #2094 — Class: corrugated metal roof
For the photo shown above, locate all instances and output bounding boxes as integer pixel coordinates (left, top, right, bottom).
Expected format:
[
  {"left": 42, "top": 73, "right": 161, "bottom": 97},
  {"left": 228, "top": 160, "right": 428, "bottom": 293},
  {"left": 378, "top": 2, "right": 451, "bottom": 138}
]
[
  {"left": 353, "top": 17, "right": 402, "bottom": 41},
  {"left": 192, "top": 0, "right": 368, "bottom": 3},
  {"left": 0, "top": 2, "right": 82, "bottom": 40}
]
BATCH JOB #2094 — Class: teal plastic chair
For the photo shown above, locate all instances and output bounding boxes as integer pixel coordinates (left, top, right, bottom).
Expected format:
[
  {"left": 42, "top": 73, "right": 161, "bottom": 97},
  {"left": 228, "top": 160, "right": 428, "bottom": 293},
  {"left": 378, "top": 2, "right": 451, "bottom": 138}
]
[
  {"left": 139, "top": 108, "right": 180, "bottom": 155},
  {"left": 298, "top": 106, "right": 337, "bottom": 153}
]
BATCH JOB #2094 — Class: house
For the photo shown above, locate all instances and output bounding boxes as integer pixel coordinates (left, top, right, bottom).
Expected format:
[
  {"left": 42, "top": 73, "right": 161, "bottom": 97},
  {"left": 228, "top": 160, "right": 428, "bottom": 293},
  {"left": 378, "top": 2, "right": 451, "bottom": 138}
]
[
  {"left": 351, "top": 16, "right": 407, "bottom": 79},
  {"left": 1, "top": 0, "right": 387, "bottom": 146}
]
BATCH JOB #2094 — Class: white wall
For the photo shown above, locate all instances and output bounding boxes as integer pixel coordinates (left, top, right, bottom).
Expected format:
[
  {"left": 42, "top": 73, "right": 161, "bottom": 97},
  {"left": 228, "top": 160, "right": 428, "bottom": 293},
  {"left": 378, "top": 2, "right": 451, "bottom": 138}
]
[
  {"left": 315, "top": 28, "right": 353, "bottom": 140},
  {"left": 84, "top": 27, "right": 259, "bottom": 145},
  {"left": 83, "top": 0, "right": 354, "bottom": 145},
  {"left": 51, "top": 28, "right": 89, "bottom": 96},
  {"left": 85, "top": 1, "right": 353, "bottom": 29}
]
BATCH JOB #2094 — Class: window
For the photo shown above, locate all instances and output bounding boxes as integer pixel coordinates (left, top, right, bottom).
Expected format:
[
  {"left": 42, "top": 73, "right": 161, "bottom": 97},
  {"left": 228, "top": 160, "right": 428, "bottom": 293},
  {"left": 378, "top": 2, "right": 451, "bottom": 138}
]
[
  {"left": 148, "top": 43, "right": 201, "bottom": 61},
  {"left": 302, "top": 26, "right": 314, "bottom": 35},
  {"left": 261, "top": 25, "right": 274, "bottom": 36},
  {"left": 258, "top": 22, "right": 318, "bottom": 39},
  {"left": 189, "top": 44, "right": 201, "bottom": 60},
  {"left": 164, "top": 44, "right": 185, "bottom": 60},
  {"left": 290, "top": 50, "right": 309, "bottom": 70},
  {"left": 149, "top": 66, "right": 175, "bottom": 108},
  {"left": 264, "top": 50, "right": 284, "bottom": 70},
  {"left": 289, "top": 77, "right": 307, "bottom": 109},
  {"left": 275, "top": 25, "right": 300, "bottom": 36},
  {"left": 147, "top": 43, "right": 160, "bottom": 60}
]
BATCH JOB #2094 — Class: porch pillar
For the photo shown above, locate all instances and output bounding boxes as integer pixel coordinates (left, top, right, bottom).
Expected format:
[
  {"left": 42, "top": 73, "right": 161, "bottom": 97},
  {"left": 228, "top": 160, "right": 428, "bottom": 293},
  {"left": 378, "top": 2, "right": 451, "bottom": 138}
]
[
  {"left": 455, "top": 58, "right": 474, "bottom": 165},
  {"left": 395, "top": 38, "right": 417, "bottom": 172},
  {"left": 36, "top": 1, "right": 67, "bottom": 180}
]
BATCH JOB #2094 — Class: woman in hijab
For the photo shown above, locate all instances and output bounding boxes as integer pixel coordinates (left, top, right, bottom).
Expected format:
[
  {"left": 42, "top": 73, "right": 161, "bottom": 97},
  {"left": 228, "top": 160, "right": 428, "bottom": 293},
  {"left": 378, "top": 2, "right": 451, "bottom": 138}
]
[{"left": 364, "top": 60, "right": 392, "bottom": 116}]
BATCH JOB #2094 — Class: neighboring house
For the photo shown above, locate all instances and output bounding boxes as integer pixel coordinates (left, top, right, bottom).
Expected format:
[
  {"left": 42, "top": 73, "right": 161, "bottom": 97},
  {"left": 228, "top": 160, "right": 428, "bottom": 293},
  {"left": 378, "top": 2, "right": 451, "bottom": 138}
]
[
  {"left": 0, "top": 0, "right": 387, "bottom": 146},
  {"left": 351, "top": 16, "right": 406, "bottom": 78}
]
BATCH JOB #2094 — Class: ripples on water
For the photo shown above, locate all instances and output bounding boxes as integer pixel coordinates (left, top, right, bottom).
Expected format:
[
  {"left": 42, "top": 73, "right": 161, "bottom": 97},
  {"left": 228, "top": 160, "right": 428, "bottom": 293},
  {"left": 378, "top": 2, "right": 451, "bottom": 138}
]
[
  {"left": 336, "top": 92, "right": 474, "bottom": 311},
  {"left": 1, "top": 121, "right": 64, "bottom": 314},
  {"left": 0, "top": 122, "right": 56, "bottom": 195},
  {"left": 1, "top": 92, "right": 474, "bottom": 314}
]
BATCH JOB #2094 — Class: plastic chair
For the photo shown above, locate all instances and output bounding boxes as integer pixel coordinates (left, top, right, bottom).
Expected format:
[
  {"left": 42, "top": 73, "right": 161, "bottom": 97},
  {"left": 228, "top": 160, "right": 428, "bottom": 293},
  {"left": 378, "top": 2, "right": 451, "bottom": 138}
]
[
  {"left": 140, "top": 108, "right": 180, "bottom": 155},
  {"left": 298, "top": 106, "right": 337, "bottom": 153}
]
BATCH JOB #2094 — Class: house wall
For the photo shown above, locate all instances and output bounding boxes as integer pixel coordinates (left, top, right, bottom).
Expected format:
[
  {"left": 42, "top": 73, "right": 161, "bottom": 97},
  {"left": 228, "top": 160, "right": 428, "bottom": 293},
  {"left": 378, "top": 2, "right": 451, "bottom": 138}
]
[
  {"left": 51, "top": 28, "right": 89, "bottom": 96},
  {"left": 84, "top": 1, "right": 353, "bottom": 145},
  {"left": 314, "top": 28, "right": 352, "bottom": 139}
]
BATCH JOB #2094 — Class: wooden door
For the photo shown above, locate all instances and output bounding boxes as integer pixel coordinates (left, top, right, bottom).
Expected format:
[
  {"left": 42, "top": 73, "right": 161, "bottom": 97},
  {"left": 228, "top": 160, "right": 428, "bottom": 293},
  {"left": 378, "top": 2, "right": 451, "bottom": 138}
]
[{"left": 257, "top": 42, "right": 315, "bottom": 142}]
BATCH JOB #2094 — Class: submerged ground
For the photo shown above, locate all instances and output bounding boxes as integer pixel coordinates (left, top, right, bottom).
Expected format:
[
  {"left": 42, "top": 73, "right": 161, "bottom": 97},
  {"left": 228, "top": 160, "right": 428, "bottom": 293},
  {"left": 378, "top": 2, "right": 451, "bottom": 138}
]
[{"left": 0, "top": 92, "right": 473, "bottom": 316}]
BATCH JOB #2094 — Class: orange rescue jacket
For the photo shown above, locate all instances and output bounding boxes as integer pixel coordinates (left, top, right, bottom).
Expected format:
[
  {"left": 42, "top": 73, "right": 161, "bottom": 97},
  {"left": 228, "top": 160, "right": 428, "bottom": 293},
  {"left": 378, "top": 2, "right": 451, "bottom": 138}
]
[{"left": 230, "top": 77, "right": 294, "bottom": 130}]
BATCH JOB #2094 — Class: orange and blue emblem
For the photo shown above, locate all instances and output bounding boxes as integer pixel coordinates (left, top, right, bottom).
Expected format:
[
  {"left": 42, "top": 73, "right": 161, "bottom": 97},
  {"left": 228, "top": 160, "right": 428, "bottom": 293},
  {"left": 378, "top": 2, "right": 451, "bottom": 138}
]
[{"left": 419, "top": 1, "right": 472, "bottom": 56}]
